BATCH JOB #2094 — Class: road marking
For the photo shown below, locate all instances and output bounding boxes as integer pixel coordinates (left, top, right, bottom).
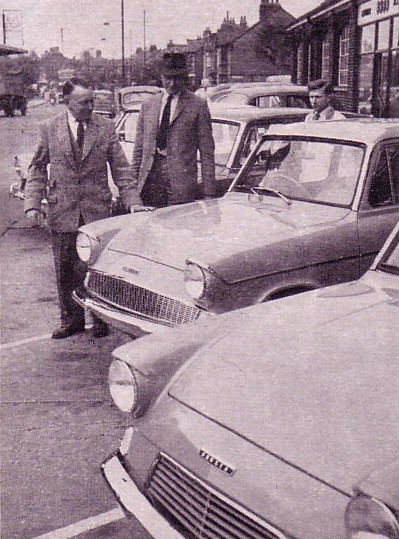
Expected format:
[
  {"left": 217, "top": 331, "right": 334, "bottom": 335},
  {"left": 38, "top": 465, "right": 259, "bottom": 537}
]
[
  {"left": 31, "top": 507, "right": 125, "bottom": 539},
  {"left": 0, "top": 334, "right": 52, "bottom": 349},
  {"left": 0, "top": 325, "right": 94, "bottom": 350}
]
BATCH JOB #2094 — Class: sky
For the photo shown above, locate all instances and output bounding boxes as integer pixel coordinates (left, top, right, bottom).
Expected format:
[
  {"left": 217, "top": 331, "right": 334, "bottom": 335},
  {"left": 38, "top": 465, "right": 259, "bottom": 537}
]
[{"left": 1, "top": 0, "right": 322, "bottom": 58}]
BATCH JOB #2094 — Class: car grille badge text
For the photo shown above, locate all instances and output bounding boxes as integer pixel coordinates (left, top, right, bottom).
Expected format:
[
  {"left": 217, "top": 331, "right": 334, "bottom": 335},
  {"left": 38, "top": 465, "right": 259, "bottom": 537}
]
[
  {"left": 122, "top": 266, "right": 140, "bottom": 275},
  {"left": 199, "top": 449, "right": 236, "bottom": 476}
]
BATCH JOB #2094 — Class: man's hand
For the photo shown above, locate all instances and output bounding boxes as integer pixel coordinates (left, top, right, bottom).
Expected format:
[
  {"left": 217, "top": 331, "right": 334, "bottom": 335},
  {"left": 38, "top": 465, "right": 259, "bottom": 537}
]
[
  {"left": 129, "top": 204, "right": 156, "bottom": 213},
  {"left": 25, "top": 209, "right": 41, "bottom": 227}
]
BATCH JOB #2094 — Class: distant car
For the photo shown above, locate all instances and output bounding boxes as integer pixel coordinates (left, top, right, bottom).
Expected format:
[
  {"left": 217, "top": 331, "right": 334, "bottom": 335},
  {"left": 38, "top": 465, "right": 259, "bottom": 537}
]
[
  {"left": 211, "top": 84, "right": 311, "bottom": 108},
  {"left": 116, "top": 85, "right": 161, "bottom": 113},
  {"left": 93, "top": 89, "right": 116, "bottom": 119},
  {"left": 73, "top": 119, "right": 399, "bottom": 336},
  {"left": 102, "top": 220, "right": 399, "bottom": 539}
]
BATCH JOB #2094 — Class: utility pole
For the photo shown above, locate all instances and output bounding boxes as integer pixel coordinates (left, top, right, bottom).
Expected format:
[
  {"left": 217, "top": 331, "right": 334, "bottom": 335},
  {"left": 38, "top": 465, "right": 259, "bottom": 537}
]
[
  {"left": 121, "top": 0, "right": 126, "bottom": 86},
  {"left": 143, "top": 9, "right": 146, "bottom": 66},
  {"left": 2, "top": 12, "right": 6, "bottom": 44},
  {"left": 60, "top": 28, "right": 64, "bottom": 54}
]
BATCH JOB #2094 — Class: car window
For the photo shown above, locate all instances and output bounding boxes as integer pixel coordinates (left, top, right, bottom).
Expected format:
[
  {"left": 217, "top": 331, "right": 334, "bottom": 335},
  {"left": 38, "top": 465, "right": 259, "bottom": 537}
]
[
  {"left": 218, "top": 93, "right": 248, "bottom": 105},
  {"left": 120, "top": 112, "right": 139, "bottom": 143},
  {"left": 212, "top": 121, "right": 240, "bottom": 166},
  {"left": 233, "top": 138, "right": 365, "bottom": 206},
  {"left": 286, "top": 95, "right": 311, "bottom": 108},
  {"left": 368, "top": 145, "right": 399, "bottom": 207}
]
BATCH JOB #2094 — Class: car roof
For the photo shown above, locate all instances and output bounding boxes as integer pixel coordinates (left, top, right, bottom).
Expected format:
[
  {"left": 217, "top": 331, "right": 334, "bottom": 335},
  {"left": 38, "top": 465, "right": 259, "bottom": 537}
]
[
  {"left": 119, "top": 85, "right": 161, "bottom": 94},
  {"left": 216, "top": 84, "right": 309, "bottom": 99},
  {"left": 209, "top": 104, "right": 309, "bottom": 122},
  {"left": 264, "top": 118, "right": 399, "bottom": 144}
]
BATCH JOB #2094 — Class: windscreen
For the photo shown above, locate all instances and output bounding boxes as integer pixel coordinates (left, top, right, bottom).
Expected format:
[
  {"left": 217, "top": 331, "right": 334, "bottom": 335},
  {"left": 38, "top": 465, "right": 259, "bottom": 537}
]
[{"left": 232, "top": 138, "right": 365, "bottom": 206}]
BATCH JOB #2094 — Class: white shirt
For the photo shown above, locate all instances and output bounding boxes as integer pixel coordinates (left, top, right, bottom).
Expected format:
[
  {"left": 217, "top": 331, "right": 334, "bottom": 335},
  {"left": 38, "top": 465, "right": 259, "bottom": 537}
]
[
  {"left": 66, "top": 109, "right": 87, "bottom": 141},
  {"left": 159, "top": 91, "right": 179, "bottom": 125}
]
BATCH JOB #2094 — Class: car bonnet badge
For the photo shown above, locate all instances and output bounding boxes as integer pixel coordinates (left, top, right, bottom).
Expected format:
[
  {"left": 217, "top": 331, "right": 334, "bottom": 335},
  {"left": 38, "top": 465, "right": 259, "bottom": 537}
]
[
  {"left": 122, "top": 266, "right": 140, "bottom": 275},
  {"left": 199, "top": 449, "right": 236, "bottom": 476}
]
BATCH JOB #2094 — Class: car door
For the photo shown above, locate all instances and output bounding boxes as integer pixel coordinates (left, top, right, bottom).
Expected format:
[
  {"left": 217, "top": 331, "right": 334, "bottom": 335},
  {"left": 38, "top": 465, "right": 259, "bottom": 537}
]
[{"left": 357, "top": 141, "right": 399, "bottom": 274}]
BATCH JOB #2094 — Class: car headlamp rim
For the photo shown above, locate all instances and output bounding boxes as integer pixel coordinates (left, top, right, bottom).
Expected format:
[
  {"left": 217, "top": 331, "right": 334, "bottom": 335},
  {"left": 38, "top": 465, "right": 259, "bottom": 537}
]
[
  {"left": 184, "top": 262, "right": 206, "bottom": 300},
  {"left": 76, "top": 232, "right": 101, "bottom": 264},
  {"left": 345, "top": 494, "right": 399, "bottom": 539},
  {"left": 108, "top": 359, "right": 138, "bottom": 413}
]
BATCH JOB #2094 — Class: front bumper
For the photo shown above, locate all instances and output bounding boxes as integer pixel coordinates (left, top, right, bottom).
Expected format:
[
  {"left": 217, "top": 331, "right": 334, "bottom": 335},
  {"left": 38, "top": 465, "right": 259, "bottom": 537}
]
[
  {"left": 72, "top": 289, "right": 150, "bottom": 337},
  {"left": 102, "top": 452, "right": 185, "bottom": 539}
]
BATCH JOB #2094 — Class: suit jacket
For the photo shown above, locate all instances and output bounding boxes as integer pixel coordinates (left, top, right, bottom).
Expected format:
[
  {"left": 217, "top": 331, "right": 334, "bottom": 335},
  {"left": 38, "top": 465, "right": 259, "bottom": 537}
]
[
  {"left": 305, "top": 106, "right": 346, "bottom": 122},
  {"left": 24, "top": 111, "right": 136, "bottom": 232},
  {"left": 131, "top": 89, "right": 216, "bottom": 205}
]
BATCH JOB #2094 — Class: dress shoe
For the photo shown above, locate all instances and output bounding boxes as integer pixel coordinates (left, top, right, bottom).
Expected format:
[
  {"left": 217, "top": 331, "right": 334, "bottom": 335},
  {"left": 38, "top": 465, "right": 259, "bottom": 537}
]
[
  {"left": 92, "top": 320, "right": 109, "bottom": 338},
  {"left": 52, "top": 324, "right": 85, "bottom": 339}
]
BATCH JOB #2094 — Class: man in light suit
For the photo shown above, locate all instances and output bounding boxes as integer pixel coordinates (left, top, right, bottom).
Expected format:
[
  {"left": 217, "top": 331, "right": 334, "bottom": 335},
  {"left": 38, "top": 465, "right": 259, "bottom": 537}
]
[
  {"left": 25, "top": 77, "right": 136, "bottom": 339},
  {"left": 305, "top": 79, "right": 346, "bottom": 122},
  {"left": 131, "top": 52, "right": 216, "bottom": 211}
]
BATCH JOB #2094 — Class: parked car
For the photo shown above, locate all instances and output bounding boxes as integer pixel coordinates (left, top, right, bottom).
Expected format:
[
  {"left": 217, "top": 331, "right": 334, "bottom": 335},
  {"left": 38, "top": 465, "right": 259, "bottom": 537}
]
[
  {"left": 102, "top": 220, "right": 399, "bottom": 539},
  {"left": 210, "top": 84, "right": 311, "bottom": 108},
  {"left": 73, "top": 119, "right": 399, "bottom": 337},
  {"left": 93, "top": 89, "right": 117, "bottom": 119},
  {"left": 116, "top": 85, "right": 161, "bottom": 113}
]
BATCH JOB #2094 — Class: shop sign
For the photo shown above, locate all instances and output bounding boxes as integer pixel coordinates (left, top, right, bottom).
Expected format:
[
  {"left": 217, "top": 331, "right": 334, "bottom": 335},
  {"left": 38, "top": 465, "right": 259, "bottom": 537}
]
[{"left": 358, "top": 0, "right": 399, "bottom": 25}]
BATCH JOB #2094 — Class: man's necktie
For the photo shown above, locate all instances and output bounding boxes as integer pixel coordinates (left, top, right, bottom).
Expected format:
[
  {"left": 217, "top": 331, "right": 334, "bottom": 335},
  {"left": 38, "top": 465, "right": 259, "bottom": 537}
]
[
  {"left": 313, "top": 111, "right": 320, "bottom": 120},
  {"left": 77, "top": 121, "right": 85, "bottom": 150},
  {"left": 157, "top": 95, "right": 173, "bottom": 151}
]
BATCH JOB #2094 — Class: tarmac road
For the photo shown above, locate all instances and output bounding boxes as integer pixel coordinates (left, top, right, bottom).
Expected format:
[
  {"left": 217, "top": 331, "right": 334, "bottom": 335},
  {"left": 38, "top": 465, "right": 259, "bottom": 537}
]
[{"left": 0, "top": 102, "right": 154, "bottom": 538}]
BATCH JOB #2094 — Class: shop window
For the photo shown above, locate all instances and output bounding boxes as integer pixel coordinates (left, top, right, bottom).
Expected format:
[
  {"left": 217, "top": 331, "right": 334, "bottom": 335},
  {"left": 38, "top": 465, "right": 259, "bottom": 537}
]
[
  {"left": 393, "top": 16, "right": 399, "bottom": 49},
  {"left": 338, "top": 25, "right": 350, "bottom": 86},
  {"left": 358, "top": 54, "right": 373, "bottom": 114},
  {"left": 377, "top": 19, "right": 390, "bottom": 50},
  {"left": 361, "top": 24, "right": 375, "bottom": 54}
]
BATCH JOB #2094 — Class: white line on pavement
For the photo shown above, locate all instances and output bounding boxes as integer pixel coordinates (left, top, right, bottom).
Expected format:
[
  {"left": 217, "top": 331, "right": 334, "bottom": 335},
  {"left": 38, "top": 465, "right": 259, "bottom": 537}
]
[
  {"left": 0, "top": 334, "right": 52, "bottom": 349},
  {"left": 0, "top": 324, "right": 95, "bottom": 350},
  {"left": 30, "top": 507, "right": 125, "bottom": 539}
]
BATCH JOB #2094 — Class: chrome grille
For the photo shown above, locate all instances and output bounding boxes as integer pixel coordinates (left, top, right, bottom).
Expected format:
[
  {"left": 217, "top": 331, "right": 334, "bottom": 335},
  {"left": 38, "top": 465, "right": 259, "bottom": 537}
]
[
  {"left": 147, "top": 455, "right": 287, "bottom": 539},
  {"left": 87, "top": 271, "right": 200, "bottom": 326}
]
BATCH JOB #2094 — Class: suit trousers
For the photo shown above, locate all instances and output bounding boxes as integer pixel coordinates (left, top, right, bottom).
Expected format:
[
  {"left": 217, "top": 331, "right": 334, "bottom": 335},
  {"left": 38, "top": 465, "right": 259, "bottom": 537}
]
[
  {"left": 51, "top": 229, "right": 86, "bottom": 327},
  {"left": 141, "top": 154, "right": 170, "bottom": 208}
]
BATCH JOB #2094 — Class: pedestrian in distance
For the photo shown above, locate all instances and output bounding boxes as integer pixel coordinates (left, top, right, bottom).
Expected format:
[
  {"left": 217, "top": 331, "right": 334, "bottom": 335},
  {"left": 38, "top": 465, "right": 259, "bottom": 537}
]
[
  {"left": 305, "top": 79, "right": 346, "bottom": 122},
  {"left": 130, "top": 52, "right": 217, "bottom": 211},
  {"left": 24, "top": 77, "right": 137, "bottom": 339}
]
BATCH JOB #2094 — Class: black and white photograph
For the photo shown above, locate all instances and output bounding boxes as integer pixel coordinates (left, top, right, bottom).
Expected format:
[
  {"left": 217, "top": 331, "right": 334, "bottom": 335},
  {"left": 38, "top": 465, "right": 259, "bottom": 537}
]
[{"left": 1, "top": 0, "right": 398, "bottom": 538}]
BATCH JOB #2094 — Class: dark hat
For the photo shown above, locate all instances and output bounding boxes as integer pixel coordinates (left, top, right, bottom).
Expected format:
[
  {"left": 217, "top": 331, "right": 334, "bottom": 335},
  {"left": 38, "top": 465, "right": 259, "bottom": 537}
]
[{"left": 161, "top": 52, "right": 188, "bottom": 77}]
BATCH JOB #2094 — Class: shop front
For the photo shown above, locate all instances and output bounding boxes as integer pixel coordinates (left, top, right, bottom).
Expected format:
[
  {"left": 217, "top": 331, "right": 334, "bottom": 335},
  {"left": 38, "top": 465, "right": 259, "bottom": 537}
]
[{"left": 358, "top": 0, "right": 398, "bottom": 116}]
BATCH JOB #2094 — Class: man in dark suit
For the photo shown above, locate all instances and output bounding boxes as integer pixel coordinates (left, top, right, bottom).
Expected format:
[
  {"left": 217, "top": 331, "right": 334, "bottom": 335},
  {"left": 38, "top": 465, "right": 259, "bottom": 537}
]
[
  {"left": 24, "top": 77, "right": 136, "bottom": 339},
  {"left": 131, "top": 52, "right": 216, "bottom": 211}
]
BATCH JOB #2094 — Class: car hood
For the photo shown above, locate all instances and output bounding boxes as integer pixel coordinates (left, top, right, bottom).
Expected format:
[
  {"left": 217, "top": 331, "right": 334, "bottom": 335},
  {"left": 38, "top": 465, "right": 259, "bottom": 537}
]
[
  {"left": 169, "top": 277, "right": 399, "bottom": 495},
  {"left": 107, "top": 193, "right": 351, "bottom": 278}
]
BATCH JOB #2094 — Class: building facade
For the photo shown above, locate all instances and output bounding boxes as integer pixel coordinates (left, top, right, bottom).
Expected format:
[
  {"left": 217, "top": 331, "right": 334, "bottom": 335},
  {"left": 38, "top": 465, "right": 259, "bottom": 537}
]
[{"left": 287, "top": 0, "right": 399, "bottom": 117}]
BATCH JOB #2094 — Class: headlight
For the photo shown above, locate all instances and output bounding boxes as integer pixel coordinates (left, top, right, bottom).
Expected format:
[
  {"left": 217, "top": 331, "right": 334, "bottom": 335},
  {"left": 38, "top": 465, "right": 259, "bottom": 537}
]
[
  {"left": 108, "top": 360, "right": 138, "bottom": 413},
  {"left": 76, "top": 232, "right": 101, "bottom": 264},
  {"left": 184, "top": 263, "right": 206, "bottom": 299},
  {"left": 345, "top": 494, "right": 399, "bottom": 539}
]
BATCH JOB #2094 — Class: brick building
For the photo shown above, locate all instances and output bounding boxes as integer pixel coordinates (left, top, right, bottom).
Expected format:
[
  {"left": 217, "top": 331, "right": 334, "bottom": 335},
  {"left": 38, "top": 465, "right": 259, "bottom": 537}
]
[
  {"left": 187, "top": 0, "right": 295, "bottom": 87},
  {"left": 287, "top": 0, "right": 399, "bottom": 117},
  {"left": 224, "top": 0, "right": 295, "bottom": 83}
]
